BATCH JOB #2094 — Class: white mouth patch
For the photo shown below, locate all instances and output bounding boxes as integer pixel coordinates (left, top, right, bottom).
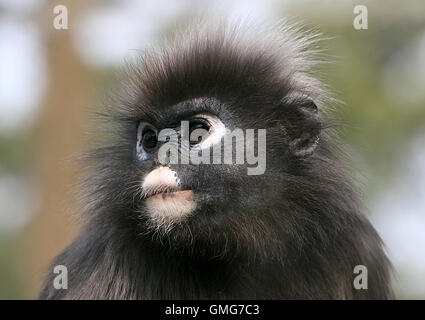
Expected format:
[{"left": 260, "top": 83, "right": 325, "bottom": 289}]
[
  {"left": 141, "top": 166, "right": 195, "bottom": 230},
  {"left": 142, "top": 166, "right": 180, "bottom": 195}
]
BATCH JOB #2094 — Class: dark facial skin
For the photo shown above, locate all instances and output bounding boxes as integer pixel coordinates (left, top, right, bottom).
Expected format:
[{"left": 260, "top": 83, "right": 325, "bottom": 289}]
[{"left": 39, "top": 22, "right": 393, "bottom": 300}]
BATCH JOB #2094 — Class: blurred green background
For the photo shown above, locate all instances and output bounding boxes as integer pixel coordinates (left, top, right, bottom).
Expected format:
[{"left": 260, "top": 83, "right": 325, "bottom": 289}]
[{"left": 0, "top": 0, "right": 424, "bottom": 299}]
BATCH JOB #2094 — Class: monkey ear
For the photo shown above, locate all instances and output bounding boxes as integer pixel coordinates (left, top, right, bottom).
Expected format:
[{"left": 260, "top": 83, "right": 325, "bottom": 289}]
[{"left": 283, "top": 98, "right": 322, "bottom": 157}]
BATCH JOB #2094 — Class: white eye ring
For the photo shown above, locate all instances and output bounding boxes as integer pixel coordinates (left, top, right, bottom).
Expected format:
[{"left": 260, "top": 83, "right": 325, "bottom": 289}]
[{"left": 191, "top": 113, "right": 226, "bottom": 150}]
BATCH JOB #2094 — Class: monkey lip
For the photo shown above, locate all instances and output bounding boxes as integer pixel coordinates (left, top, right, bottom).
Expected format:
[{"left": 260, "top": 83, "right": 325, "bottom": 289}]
[
  {"left": 144, "top": 189, "right": 194, "bottom": 200},
  {"left": 144, "top": 188, "right": 196, "bottom": 223}
]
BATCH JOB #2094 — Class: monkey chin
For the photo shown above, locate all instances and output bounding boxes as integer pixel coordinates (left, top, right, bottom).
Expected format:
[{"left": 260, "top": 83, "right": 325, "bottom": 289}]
[{"left": 144, "top": 190, "right": 196, "bottom": 232}]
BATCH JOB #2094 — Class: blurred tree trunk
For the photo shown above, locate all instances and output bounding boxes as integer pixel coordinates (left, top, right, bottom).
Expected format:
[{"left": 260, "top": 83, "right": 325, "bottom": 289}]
[{"left": 22, "top": 0, "right": 92, "bottom": 298}]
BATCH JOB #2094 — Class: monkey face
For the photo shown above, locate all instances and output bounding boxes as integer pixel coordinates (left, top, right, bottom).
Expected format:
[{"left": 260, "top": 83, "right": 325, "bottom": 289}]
[
  {"left": 133, "top": 97, "right": 252, "bottom": 236},
  {"left": 122, "top": 93, "right": 320, "bottom": 258}
]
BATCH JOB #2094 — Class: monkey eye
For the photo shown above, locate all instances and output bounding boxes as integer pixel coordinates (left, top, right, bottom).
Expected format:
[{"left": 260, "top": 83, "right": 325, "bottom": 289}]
[
  {"left": 188, "top": 113, "right": 225, "bottom": 150},
  {"left": 136, "top": 122, "right": 157, "bottom": 157},
  {"left": 189, "top": 119, "right": 210, "bottom": 145},
  {"left": 142, "top": 129, "right": 158, "bottom": 150}
]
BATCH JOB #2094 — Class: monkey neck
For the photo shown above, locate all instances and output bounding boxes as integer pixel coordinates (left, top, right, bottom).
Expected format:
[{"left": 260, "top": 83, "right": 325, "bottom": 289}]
[
  {"left": 45, "top": 206, "right": 391, "bottom": 299},
  {"left": 96, "top": 224, "right": 344, "bottom": 299}
]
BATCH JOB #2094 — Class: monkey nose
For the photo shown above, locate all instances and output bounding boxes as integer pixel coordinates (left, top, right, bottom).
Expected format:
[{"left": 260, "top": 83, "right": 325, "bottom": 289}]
[{"left": 142, "top": 166, "right": 180, "bottom": 191}]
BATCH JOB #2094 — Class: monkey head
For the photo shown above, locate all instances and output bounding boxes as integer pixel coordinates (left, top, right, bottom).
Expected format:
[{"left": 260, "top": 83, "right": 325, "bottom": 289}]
[
  {"left": 82, "top": 22, "right": 370, "bottom": 265},
  {"left": 38, "top": 20, "right": 393, "bottom": 300}
]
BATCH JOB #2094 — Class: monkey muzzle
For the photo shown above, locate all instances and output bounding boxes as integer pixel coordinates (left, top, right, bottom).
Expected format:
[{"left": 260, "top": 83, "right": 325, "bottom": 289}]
[{"left": 141, "top": 166, "right": 195, "bottom": 225}]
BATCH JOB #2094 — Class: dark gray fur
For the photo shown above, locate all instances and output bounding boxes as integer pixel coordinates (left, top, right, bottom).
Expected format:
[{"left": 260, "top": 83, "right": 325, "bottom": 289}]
[{"left": 39, "top": 21, "right": 393, "bottom": 299}]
